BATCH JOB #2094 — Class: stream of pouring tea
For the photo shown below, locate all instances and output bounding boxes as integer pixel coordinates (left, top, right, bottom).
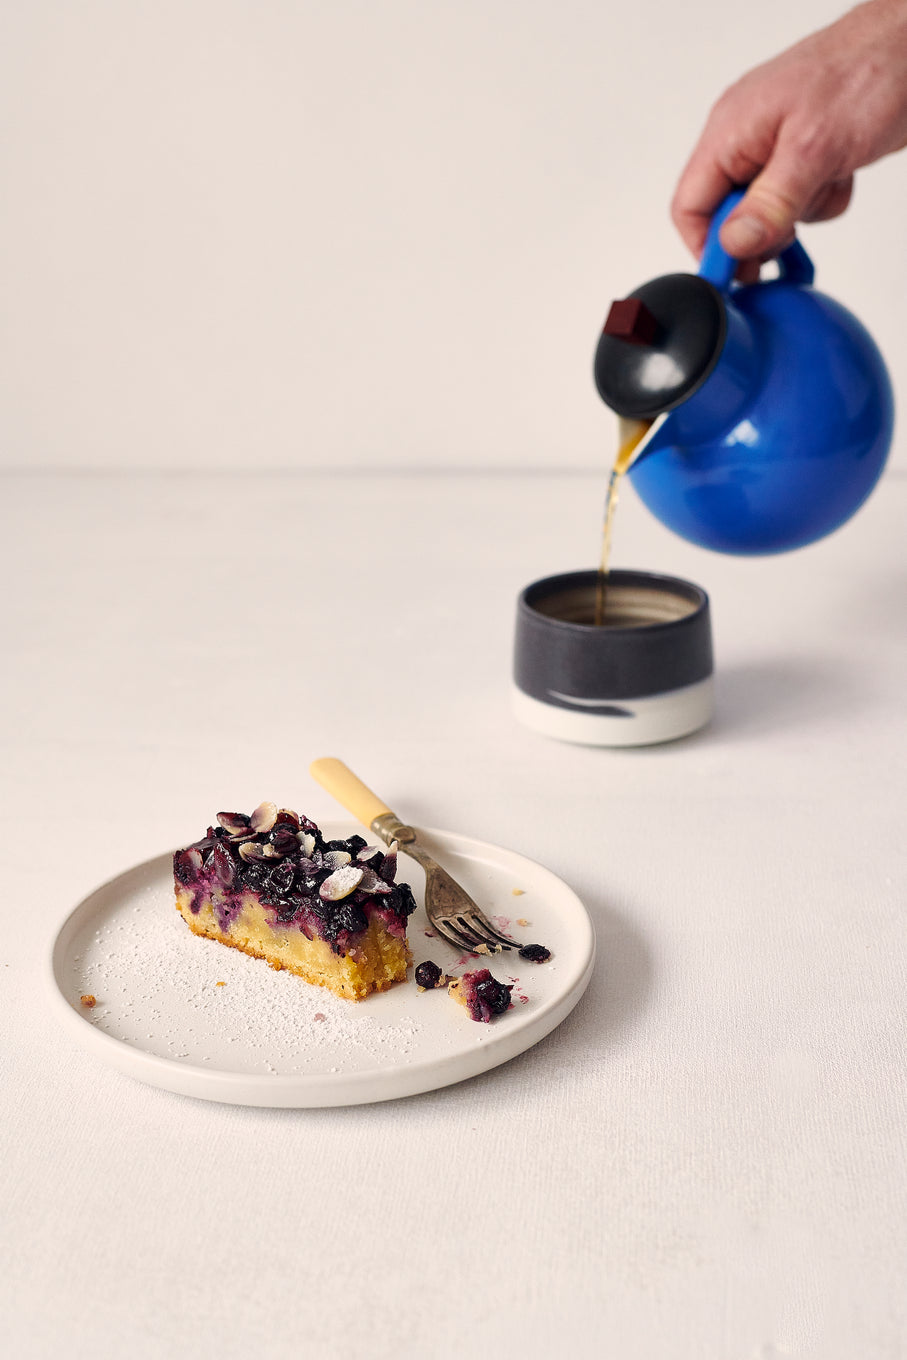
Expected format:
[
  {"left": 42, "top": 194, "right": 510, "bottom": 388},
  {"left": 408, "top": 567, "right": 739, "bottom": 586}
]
[{"left": 594, "top": 417, "right": 654, "bottom": 626}]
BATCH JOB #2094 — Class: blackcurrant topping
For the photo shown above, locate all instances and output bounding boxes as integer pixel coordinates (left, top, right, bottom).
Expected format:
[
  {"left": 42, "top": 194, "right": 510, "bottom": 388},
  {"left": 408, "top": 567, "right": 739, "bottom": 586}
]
[
  {"left": 518, "top": 943, "right": 551, "bottom": 963},
  {"left": 173, "top": 805, "right": 417, "bottom": 947},
  {"left": 269, "top": 825, "right": 299, "bottom": 851},
  {"left": 213, "top": 841, "right": 237, "bottom": 888},
  {"left": 267, "top": 859, "right": 295, "bottom": 897},
  {"left": 394, "top": 882, "right": 417, "bottom": 917},
  {"left": 173, "top": 850, "right": 199, "bottom": 885},
  {"left": 323, "top": 838, "right": 353, "bottom": 855}
]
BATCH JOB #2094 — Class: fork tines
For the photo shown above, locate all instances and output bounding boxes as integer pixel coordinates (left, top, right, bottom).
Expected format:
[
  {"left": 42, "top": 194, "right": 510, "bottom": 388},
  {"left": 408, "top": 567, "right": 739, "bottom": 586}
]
[{"left": 433, "top": 914, "right": 516, "bottom": 953}]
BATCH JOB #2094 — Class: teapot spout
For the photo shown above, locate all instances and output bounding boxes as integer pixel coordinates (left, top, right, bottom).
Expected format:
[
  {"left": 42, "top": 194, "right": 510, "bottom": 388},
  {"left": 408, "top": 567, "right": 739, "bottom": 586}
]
[{"left": 617, "top": 412, "right": 671, "bottom": 473}]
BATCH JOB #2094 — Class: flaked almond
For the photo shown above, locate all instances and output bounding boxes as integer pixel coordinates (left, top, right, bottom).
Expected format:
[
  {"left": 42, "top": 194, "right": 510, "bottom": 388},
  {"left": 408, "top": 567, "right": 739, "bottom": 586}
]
[
  {"left": 250, "top": 801, "right": 278, "bottom": 833},
  {"left": 298, "top": 831, "right": 317, "bottom": 857},
  {"left": 358, "top": 867, "right": 392, "bottom": 894},
  {"left": 356, "top": 845, "right": 382, "bottom": 862},
  {"left": 239, "top": 841, "right": 272, "bottom": 862},
  {"left": 323, "top": 849, "right": 352, "bottom": 869},
  {"left": 318, "top": 865, "right": 364, "bottom": 901},
  {"left": 217, "top": 812, "right": 251, "bottom": 836}
]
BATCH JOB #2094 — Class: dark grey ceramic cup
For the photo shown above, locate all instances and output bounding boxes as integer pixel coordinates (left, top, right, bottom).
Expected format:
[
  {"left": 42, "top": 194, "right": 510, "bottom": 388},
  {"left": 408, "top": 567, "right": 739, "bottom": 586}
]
[{"left": 513, "top": 569, "right": 713, "bottom": 746}]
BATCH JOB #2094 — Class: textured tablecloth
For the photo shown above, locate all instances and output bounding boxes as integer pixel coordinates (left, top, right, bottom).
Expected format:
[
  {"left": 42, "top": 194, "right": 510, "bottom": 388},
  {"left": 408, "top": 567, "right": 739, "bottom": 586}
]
[{"left": 2, "top": 468, "right": 905, "bottom": 1359}]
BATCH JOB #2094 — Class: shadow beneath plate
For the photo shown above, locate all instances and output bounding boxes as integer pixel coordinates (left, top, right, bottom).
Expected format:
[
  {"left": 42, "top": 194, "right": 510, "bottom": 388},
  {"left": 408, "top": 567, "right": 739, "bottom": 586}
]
[
  {"left": 400, "top": 892, "right": 655, "bottom": 1107},
  {"left": 206, "top": 897, "right": 654, "bottom": 1123}
]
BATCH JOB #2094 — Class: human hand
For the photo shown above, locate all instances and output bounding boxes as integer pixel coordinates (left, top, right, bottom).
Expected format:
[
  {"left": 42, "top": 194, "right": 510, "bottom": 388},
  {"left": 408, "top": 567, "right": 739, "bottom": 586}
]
[{"left": 672, "top": 0, "right": 907, "bottom": 263}]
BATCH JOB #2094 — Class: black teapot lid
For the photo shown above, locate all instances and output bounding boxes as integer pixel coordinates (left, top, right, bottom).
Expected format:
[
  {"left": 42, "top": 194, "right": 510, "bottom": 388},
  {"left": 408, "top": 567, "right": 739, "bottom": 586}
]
[{"left": 593, "top": 274, "right": 727, "bottom": 420}]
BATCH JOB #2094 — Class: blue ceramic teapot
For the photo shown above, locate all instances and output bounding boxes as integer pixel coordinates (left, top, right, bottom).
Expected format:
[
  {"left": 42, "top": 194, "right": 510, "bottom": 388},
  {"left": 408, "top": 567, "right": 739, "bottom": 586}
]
[{"left": 593, "top": 190, "right": 894, "bottom": 554}]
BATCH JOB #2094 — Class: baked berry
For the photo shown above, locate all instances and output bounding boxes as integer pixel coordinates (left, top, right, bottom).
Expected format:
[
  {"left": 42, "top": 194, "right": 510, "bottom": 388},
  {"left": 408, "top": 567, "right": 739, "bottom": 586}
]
[
  {"left": 394, "top": 882, "right": 417, "bottom": 918},
  {"left": 518, "top": 943, "right": 551, "bottom": 963},
  {"left": 269, "top": 826, "right": 299, "bottom": 854},
  {"left": 474, "top": 975, "right": 512, "bottom": 1015},
  {"left": 267, "top": 860, "right": 296, "bottom": 897},
  {"left": 415, "top": 960, "right": 443, "bottom": 990},
  {"left": 213, "top": 841, "right": 237, "bottom": 888},
  {"left": 451, "top": 967, "right": 513, "bottom": 1022}
]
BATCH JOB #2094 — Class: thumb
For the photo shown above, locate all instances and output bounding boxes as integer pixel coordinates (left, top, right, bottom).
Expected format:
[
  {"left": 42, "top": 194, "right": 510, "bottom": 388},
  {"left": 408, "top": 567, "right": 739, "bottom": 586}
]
[{"left": 720, "top": 128, "right": 837, "bottom": 257}]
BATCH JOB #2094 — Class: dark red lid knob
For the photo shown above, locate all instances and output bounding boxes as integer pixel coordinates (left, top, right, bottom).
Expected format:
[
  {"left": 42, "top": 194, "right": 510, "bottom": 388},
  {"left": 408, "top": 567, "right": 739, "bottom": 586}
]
[{"left": 602, "top": 297, "right": 659, "bottom": 346}]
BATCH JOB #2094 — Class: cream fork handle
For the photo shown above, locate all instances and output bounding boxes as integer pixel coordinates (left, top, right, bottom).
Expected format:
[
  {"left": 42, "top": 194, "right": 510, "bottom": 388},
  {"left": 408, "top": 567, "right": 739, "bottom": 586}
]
[
  {"left": 308, "top": 757, "right": 395, "bottom": 832},
  {"left": 310, "top": 757, "right": 515, "bottom": 952}
]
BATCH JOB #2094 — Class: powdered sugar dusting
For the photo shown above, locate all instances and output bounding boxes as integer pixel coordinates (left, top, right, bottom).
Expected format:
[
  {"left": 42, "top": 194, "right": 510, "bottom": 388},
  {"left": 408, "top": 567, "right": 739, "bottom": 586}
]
[{"left": 67, "top": 881, "right": 422, "bottom": 1076}]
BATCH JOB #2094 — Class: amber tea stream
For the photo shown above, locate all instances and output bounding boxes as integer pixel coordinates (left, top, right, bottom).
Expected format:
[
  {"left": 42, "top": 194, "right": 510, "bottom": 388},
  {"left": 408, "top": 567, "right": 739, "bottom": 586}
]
[{"left": 594, "top": 417, "right": 654, "bottom": 625}]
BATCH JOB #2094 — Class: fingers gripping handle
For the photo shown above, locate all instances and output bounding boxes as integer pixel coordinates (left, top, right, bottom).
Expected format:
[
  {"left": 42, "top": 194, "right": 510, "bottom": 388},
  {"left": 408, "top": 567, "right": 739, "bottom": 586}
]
[
  {"left": 309, "top": 757, "right": 394, "bottom": 831},
  {"left": 697, "top": 187, "right": 815, "bottom": 289},
  {"left": 697, "top": 188, "right": 746, "bottom": 288}
]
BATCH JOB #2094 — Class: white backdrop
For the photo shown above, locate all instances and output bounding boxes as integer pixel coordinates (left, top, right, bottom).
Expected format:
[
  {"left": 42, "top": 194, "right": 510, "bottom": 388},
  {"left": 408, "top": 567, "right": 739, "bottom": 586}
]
[{"left": 1, "top": 0, "right": 902, "bottom": 471}]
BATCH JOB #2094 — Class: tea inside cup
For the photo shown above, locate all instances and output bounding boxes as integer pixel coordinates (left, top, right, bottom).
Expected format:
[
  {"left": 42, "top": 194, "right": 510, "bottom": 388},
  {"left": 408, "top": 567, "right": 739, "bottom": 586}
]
[{"left": 512, "top": 569, "right": 713, "bottom": 747}]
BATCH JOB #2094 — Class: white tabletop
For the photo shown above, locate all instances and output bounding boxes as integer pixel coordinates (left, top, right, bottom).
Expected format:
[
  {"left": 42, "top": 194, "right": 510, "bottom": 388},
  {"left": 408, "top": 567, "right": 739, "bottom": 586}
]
[{"left": 3, "top": 467, "right": 906, "bottom": 1359}]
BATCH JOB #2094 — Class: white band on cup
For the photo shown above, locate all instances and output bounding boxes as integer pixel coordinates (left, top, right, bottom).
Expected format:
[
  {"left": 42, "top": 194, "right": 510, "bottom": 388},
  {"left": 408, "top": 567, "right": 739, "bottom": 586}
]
[{"left": 511, "top": 676, "right": 713, "bottom": 747}]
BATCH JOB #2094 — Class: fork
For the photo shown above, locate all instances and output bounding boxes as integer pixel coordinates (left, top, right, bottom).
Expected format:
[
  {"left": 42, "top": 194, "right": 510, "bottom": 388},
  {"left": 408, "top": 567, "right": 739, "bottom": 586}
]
[{"left": 308, "top": 758, "right": 518, "bottom": 954}]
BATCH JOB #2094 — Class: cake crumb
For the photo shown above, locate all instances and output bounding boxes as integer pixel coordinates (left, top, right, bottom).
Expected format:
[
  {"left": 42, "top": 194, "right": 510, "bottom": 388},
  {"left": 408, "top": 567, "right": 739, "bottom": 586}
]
[
  {"left": 80, "top": 994, "right": 97, "bottom": 1008},
  {"left": 448, "top": 969, "right": 513, "bottom": 1023},
  {"left": 511, "top": 888, "right": 526, "bottom": 896},
  {"left": 516, "top": 918, "right": 530, "bottom": 927},
  {"left": 216, "top": 981, "right": 226, "bottom": 987}
]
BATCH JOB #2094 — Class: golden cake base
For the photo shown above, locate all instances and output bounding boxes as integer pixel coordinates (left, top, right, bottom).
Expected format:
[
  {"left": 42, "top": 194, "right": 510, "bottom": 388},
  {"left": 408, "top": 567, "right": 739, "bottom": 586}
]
[{"left": 175, "top": 888, "right": 410, "bottom": 1001}]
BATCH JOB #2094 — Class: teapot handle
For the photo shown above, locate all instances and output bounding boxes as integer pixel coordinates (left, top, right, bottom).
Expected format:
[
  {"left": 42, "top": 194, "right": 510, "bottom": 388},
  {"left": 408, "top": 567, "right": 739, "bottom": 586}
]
[{"left": 697, "top": 188, "right": 815, "bottom": 289}]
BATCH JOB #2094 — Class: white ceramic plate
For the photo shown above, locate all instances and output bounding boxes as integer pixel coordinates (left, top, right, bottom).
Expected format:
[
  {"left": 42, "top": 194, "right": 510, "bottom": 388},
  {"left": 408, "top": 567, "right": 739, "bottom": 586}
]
[{"left": 48, "top": 822, "right": 595, "bottom": 1107}]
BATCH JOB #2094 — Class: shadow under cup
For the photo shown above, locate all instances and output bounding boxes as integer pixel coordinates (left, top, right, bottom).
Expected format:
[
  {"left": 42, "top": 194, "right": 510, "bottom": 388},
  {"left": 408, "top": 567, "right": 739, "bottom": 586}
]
[{"left": 513, "top": 569, "right": 713, "bottom": 746}]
